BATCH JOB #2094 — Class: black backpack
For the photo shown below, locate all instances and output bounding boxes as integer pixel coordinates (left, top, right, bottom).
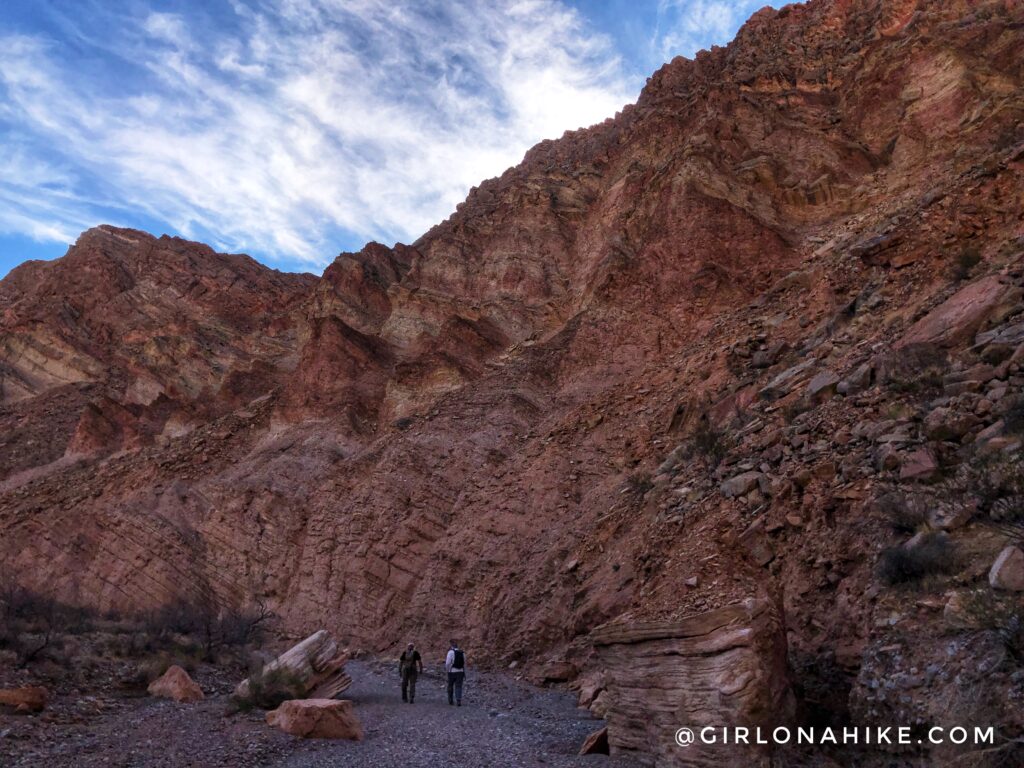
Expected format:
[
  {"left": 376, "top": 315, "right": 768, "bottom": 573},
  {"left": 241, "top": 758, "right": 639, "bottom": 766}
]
[{"left": 452, "top": 648, "right": 465, "bottom": 669}]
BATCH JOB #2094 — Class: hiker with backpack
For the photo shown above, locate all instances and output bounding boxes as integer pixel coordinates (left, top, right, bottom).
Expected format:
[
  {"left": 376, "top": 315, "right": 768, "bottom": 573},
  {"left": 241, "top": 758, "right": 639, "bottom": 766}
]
[
  {"left": 399, "top": 642, "right": 422, "bottom": 703},
  {"left": 445, "top": 639, "right": 466, "bottom": 706}
]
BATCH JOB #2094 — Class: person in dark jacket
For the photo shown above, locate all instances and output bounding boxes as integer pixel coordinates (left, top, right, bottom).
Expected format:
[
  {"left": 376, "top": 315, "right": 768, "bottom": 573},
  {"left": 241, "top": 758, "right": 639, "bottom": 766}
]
[
  {"left": 399, "top": 642, "right": 422, "bottom": 703},
  {"left": 445, "top": 639, "right": 466, "bottom": 706}
]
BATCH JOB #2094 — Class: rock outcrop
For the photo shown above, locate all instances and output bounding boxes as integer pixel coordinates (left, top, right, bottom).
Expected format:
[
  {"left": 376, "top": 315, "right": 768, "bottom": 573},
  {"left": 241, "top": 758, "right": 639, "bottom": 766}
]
[
  {"left": 578, "top": 726, "right": 609, "bottom": 756},
  {"left": 592, "top": 599, "right": 793, "bottom": 767},
  {"left": 2, "top": 0, "right": 1024, "bottom": 764}
]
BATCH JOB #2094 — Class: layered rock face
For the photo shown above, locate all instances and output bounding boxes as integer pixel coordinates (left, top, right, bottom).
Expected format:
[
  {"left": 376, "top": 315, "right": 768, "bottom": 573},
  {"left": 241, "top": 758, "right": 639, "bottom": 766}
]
[
  {"left": 593, "top": 598, "right": 793, "bottom": 767},
  {"left": 0, "top": 225, "right": 315, "bottom": 476},
  {"left": 2, "top": 0, "right": 1024, "bottom": 764}
]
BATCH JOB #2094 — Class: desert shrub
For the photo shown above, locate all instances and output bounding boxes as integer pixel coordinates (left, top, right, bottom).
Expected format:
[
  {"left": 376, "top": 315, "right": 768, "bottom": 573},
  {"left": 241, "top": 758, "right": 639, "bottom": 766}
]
[
  {"left": 878, "top": 533, "right": 957, "bottom": 585},
  {"left": 692, "top": 420, "right": 730, "bottom": 466},
  {"left": 878, "top": 343, "right": 947, "bottom": 396},
  {"left": 957, "top": 589, "right": 1024, "bottom": 663},
  {"left": 875, "top": 492, "right": 927, "bottom": 534},
  {"left": 956, "top": 454, "right": 1024, "bottom": 546},
  {"left": 625, "top": 472, "right": 654, "bottom": 497},
  {"left": 952, "top": 246, "right": 982, "bottom": 281},
  {"left": 231, "top": 665, "right": 306, "bottom": 712},
  {"left": 1002, "top": 397, "right": 1024, "bottom": 437},
  {"left": 781, "top": 400, "right": 808, "bottom": 424},
  {"left": 142, "top": 597, "right": 273, "bottom": 662},
  {"left": 0, "top": 578, "right": 96, "bottom": 666}
]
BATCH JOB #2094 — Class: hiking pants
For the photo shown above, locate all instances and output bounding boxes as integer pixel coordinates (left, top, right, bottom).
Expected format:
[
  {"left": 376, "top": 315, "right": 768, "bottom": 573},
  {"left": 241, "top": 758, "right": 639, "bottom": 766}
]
[
  {"left": 402, "top": 668, "right": 417, "bottom": 701},
  {"left": 447, "top": 670, "right": 465, "bottom": 704}
]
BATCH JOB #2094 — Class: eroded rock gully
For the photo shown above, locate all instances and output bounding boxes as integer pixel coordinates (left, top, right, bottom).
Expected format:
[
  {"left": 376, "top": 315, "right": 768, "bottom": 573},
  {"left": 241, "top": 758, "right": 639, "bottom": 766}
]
[{"left": 2, "top": 0, "right": 1024, "bottom": 765}]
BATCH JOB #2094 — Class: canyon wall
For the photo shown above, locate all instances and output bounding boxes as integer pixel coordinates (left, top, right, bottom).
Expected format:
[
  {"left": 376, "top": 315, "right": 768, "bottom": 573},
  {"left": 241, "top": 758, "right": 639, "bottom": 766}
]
[{"left": 2, "top": 0, "right": 1023, "bottom": 764}]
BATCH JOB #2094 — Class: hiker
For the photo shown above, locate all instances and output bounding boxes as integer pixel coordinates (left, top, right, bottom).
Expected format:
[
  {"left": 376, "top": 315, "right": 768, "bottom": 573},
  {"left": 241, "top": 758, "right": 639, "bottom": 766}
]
[
  {"left": 445, "top": 639, "right": 466, "bottom": 706},
  {"left": 399, "top": 642, "right": 422, "bottom": 703}
]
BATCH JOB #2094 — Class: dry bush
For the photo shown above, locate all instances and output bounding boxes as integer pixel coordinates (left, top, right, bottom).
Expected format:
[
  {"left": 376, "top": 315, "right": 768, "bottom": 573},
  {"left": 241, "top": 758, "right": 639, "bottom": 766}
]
[
  {"left": 141, "top": 596, "right": 274, "bottom": 663},
  {"left": 875, "top": 491, "right": 928, "bottom": 534},
  {"left": 0, "top": 576, "right": 96, "bottom": 667},
  {"left": 0, "top": 574, "right": 275, "bottom": 675},
  {"left": 952, "top": 247, "right": 982, "bottom": 281},
  {"left": 624, "top": 472, "right": 654, "bottom": 497},
  {"left": 691, "top": 420, "right": 730, "bottom": 466},
  {"left": 957, "top": 589, "right": 1024, "bottom": 662},
  {"left": 878, "top": 533, "right": 957, "bottom": 585}
]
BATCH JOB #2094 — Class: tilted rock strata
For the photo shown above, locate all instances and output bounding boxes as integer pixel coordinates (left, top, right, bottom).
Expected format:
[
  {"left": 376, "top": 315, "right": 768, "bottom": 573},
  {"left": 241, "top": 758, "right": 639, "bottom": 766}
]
[
  {"left": 592, "top": 599, "right": 793, "bottom": 767},
  {"left": 1, "top": 0, "right": 1023, "bottom": 764}
]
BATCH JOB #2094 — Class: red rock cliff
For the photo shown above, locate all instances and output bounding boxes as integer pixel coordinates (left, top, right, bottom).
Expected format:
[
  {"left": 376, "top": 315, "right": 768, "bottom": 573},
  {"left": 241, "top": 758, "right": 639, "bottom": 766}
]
[{"left": 2, "top": 0, "right": 1024, "bottom": 763}]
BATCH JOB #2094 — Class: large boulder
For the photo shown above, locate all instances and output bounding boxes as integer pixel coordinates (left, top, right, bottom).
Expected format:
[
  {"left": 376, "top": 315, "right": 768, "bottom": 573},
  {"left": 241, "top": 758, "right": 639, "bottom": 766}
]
[
  {"left": 759, "top": 360, "right": 816, "bottom": 401},
  {"left": 806, "top": 370, "right": 840, "bottom": 404},
  {"left": 989, "top": 546, "right": 1024, "bottom": 592},
  {"left": 148, "top": 665, "right": 204, "bottom": 703},
  {"left": 899, "top": 448, "right": 939, "bottom": 482},
  {"left": 0, "top": 686, "right": 47, "bottom": 713},
  {"left": 592, "top": 597, "right": 793, "bottom": 767},
  {"left": 266, "top": 699, "right": 364, "bottom": 740},
  {"left": 720, "top": 471, "right": 764, "bottom": 499},
  {"left": 897, "top": 276, "right": 1022, "bottom": 349}
]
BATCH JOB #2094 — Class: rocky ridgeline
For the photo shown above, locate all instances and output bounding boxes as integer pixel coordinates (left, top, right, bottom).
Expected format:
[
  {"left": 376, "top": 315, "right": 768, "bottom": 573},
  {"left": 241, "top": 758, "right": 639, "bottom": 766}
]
[{"left": 2, "top": 0, "right": 1024, "bottom": 765}]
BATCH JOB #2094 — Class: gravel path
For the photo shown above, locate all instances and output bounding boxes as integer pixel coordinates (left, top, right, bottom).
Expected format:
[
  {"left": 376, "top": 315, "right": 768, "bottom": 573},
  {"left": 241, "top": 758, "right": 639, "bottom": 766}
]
[{"left": 1, "top": 660, "right": 640, "bottom": 768}]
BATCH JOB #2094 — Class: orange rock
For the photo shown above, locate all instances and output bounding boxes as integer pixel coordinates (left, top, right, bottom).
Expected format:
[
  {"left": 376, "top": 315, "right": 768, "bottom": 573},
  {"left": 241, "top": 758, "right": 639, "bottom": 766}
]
[
  {"left": 147, "top": 665, "right": 204, "bottom": 703},
  {"left": 0, "top": 686, "right": 48, "bottom": 713},
  {"left": 265, "top": 699, "right": 363, "bottom": 740}
]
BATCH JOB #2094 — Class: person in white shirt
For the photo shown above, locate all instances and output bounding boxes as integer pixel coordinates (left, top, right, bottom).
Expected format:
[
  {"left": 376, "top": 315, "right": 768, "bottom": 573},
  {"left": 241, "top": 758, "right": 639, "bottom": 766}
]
[{"left": 444, "top": 639, "right": 466, "bottom": 706}]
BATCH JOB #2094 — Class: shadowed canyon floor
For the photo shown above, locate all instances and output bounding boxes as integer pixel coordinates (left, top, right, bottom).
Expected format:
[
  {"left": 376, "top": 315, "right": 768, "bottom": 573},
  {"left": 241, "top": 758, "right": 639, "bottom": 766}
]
[{"left": 0, "top": 660, "right": 632, "bottom": 768}]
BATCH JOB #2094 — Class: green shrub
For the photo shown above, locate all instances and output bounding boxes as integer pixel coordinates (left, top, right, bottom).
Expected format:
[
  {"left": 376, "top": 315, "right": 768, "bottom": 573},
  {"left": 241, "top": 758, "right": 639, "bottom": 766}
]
[{"left": 231, "top": 665, "right": 307, "bottom": 712}]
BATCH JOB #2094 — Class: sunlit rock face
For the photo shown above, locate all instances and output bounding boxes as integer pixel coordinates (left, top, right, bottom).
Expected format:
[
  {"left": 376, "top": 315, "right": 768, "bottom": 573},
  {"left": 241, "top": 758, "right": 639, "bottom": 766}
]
[{"left": 2, "top": 0, "right": 1023, "bottom": 763}]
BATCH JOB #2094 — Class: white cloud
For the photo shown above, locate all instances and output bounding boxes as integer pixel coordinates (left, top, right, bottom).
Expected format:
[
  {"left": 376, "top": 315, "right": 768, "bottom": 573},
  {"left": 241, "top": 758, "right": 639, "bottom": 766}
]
[
  {"left": 142, "top": 12, "right": 191, "bottom": 47},
  {"left": 0, "top": 1, "right": 638, "bottom": 268},
  {"left": 653, "top": 0, "right": 766, "bottom": 61}
]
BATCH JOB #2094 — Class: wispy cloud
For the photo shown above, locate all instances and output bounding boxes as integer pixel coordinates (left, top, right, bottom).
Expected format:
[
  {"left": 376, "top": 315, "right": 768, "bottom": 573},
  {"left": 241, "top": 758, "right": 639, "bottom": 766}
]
[
  {"left": 0, "top": 0, "right": 638, "bottom": 268},
  {"left": 652, "top": 0, "right": 767, "bottom": 61}
]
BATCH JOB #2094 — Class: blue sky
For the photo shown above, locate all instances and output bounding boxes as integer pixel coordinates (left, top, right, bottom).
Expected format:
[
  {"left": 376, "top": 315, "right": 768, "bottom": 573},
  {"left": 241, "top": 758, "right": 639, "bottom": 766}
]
[{"left": 0, "top": 0, "right": 784, "bottom": 279}]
